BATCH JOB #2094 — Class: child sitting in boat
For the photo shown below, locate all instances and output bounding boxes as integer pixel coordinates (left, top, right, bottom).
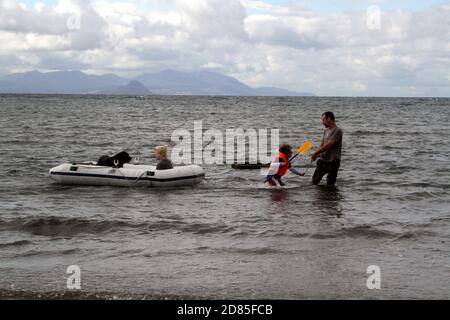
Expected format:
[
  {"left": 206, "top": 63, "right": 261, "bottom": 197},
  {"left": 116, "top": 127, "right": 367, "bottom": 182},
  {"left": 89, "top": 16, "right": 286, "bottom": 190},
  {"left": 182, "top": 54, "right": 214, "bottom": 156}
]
[
  {"left": 154, "top": 145, "right": 173, "bottom": 170},
  {"left": 266, "top": 144, "right": 304, "bottom": 186}
]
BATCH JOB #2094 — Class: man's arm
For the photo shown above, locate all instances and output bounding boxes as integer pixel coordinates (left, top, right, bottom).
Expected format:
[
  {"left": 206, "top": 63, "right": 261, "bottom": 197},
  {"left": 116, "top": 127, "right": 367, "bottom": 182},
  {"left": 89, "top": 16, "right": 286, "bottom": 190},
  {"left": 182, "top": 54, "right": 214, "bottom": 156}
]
[
  {"left": 311, "top": 139, "right": 336, "bottom": 161},
  {"left": 312, "top": 136, "right": 325, "bottom": 160}
]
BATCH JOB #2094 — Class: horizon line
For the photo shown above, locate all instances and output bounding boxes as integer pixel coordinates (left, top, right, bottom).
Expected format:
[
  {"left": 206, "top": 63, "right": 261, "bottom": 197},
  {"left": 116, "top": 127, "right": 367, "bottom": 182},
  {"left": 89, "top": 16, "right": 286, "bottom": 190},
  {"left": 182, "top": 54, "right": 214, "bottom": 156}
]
[{"left": 0, "top": 92, "right": 449, "bottom": 99}]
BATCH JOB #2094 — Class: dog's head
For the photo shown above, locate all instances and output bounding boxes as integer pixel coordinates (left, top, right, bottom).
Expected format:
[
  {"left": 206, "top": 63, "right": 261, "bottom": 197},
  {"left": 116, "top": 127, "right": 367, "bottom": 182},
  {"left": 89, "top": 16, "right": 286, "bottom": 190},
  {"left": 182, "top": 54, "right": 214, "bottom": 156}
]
[{"left": 114, "top": 151, "right": 132, "bottom": 166}]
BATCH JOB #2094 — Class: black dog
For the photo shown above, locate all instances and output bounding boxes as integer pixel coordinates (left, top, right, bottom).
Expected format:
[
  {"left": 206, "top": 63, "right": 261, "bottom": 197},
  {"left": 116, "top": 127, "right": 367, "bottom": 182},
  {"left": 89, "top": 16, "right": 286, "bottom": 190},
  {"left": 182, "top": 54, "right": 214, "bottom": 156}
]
[{"left": 97, "top": 151, "right": 132, "bottom": 168}]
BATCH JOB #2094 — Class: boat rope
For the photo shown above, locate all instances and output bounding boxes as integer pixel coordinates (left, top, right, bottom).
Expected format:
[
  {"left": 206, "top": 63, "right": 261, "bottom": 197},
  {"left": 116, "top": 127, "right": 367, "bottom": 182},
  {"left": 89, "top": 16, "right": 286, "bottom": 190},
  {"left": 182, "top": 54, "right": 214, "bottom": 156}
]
[{"left": 116, "top": 169, "right": 149, "bottom": 183}]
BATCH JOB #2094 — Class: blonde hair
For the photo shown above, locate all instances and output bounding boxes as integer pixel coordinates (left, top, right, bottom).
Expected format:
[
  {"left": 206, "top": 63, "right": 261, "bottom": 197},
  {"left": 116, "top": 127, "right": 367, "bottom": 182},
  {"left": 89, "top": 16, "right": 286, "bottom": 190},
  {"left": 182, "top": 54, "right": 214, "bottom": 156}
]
[{"left": 154, "top": 145, "right": 168, "bottom": 158}]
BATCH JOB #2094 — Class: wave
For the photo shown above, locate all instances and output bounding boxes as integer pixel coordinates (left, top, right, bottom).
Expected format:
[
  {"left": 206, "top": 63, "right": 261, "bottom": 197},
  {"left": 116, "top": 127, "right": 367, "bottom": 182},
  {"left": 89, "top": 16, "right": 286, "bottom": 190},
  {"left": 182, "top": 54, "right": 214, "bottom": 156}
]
[
  {"left": 195, "top": 246, "right": 282, "bottom": 255},
  {"left": 139, "top": 245, "right": 284, "bottom": 258},
  {"left": 222, "top": 247, "right": 282, "bottom": 255},
  {"left": 394, "top": 230, "right": 436, "bottom": 240},
  {"left": 7, "top": 217, "right": 433, "bottom": 241},
  {"left": 0, "top": 216, "right": 236, "bottom": 237},
  {"left": 0, "top": 217, "right": 137, "bottom": 237},
  {"left": 352, "top": 130, "right": 390, "bottom": 136},
  {"left": 18, "top": 248, "right": 81, "bottom": 257},
  {"left": 179, "top": 222, "right": 235, "bottom": 235},
  {"left": 276, "top": 225, "right": 436, "bottom": 241},
  {"left": 0, "top": 240, "right": 32, "bottom": 248},
  {"left": 383, "top": 165, "right": 419, "bottom": 174},
  {"left": 308, "top": 225, "right": 394, "bottom": 240}
]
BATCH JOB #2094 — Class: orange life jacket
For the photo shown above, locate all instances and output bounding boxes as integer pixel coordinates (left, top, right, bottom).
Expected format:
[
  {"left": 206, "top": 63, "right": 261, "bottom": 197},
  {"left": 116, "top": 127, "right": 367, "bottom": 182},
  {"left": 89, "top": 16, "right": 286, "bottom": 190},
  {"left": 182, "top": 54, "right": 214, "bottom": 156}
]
[{"left": 274, "top": 152, "right": 290, "bottom": 177}]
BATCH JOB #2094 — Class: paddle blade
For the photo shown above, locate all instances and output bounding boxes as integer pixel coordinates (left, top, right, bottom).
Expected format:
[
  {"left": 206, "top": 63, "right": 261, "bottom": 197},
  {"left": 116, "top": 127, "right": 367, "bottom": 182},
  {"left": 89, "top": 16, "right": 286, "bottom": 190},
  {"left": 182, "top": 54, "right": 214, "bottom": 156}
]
[{"left": 297, "top": 140, "right": 313, "bottom": 155}]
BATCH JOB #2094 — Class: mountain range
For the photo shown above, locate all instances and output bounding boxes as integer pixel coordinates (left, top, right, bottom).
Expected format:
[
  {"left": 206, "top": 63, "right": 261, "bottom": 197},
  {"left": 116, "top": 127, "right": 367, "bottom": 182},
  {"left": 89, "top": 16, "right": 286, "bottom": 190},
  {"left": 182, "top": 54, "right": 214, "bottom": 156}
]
[{"left": 0, "top": 69, "right": 314, "bottom": 96}]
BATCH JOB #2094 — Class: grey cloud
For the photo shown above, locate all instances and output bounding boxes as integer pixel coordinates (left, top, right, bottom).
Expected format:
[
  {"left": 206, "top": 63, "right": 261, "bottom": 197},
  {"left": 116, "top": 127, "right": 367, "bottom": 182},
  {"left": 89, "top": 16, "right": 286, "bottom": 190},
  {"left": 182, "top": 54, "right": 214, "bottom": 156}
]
[
  {"left": 133, "top": 46, "right": 180, "bottom": 61},
  {"left": 134, "top": 19, "right": 177, "bottom": 38},
  {"left": 38, "top": 52, "right": 90, "bottom": 70},
  {"left": 0, "top": 1, "right": 71, "bottom": 34},
  {"left": 68, "top": 10, "right": 107, "bottom": 50},
  {"left": 246, "top": 19, "right": 331, "bottom": 49},
  {"left": 0, "top": 0, "right": 107, "bottom": 51},
  {"left": 177, "top": 0, "right": 249, "bottom": 41}
]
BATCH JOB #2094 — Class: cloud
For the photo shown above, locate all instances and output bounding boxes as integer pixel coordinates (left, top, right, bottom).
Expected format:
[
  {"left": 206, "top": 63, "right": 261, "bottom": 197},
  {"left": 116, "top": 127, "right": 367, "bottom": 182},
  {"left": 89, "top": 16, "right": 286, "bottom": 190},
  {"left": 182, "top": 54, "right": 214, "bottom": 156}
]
[
  {"left": 0, "top": 0, "right": 107, "bottom": 54},
  {"left": 241, "top": 4, "right": 450, "bottom": 96},
  {"left": 0, "top": 0, "right": 70, "bottom": 34},
  {"left": 0, "top": 0, "right": 449, "bottom": 96},
  {"left": 38, "top": 52, "right": 90, "bottom": 70}
]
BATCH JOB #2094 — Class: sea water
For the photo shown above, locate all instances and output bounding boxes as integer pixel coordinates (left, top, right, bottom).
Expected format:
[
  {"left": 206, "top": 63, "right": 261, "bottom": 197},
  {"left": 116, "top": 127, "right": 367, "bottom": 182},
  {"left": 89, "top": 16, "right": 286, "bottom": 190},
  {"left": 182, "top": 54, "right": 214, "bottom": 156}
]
[{"left": 0, "top": 94, "right": 449, "bottom": 299}]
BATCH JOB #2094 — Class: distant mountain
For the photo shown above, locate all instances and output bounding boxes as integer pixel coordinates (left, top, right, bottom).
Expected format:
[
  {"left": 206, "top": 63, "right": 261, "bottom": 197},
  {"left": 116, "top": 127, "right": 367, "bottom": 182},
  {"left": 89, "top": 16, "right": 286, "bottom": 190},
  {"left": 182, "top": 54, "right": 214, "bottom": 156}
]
[
  {"left": 95, "top": 80, "right": 151, "bottom": 95},
  {"left": 136, "top": 69, "right": 314, "bottom": 96},
  {"left": 252, "top": 86, "right": 314, "bottom": 96},
  {"left": 0, "top": 69, "right": 314, "bottom": 96},
  {"left": 135, "top": 69, "right": 255, "bottom": 95},
  {"left": 0, "top": 77, "right": 52, "bottom": 93},
  {"left": 0, "top": 70, "right": 128, "bottom": 94}
]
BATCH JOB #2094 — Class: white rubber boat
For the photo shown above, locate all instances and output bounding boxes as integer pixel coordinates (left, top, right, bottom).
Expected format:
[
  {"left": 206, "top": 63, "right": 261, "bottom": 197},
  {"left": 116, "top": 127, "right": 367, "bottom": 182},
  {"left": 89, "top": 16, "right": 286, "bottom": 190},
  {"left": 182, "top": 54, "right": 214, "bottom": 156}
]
[{"left": 49, "top": 162, "right": 205, "bottom": 187}]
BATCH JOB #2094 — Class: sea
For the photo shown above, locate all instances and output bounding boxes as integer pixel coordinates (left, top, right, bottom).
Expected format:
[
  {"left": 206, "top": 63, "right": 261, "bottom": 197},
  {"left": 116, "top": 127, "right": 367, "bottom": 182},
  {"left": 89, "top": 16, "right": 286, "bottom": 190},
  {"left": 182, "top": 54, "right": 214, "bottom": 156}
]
[{"left": 0, "top": 94, "right": 449, "bottom": 299}]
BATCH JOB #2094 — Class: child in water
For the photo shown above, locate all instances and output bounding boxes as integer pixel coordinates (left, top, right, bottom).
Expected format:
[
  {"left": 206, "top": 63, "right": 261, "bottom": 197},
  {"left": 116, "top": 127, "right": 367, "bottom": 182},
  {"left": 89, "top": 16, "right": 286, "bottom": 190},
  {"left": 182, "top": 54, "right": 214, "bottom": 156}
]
[
  {"left": 266, "top": 144, "right": 304, "bottom": 186},
  {"left": 154, "top": 145, "right": 173, "bottom": 170}
]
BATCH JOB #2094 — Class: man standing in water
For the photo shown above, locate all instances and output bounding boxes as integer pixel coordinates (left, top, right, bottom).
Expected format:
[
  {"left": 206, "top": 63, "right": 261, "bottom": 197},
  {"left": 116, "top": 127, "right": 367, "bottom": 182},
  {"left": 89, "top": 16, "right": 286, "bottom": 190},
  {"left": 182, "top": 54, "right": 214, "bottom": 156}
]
[{"left": 310, "top": 112, "right": 343, "bottom": 186}]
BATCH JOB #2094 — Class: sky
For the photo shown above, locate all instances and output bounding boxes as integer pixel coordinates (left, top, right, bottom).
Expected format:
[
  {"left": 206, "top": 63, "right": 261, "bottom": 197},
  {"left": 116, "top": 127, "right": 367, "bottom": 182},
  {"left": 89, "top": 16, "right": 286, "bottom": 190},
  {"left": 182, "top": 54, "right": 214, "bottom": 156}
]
[{"left": 1, "top": 0, "right": 450, "bottom": 96}]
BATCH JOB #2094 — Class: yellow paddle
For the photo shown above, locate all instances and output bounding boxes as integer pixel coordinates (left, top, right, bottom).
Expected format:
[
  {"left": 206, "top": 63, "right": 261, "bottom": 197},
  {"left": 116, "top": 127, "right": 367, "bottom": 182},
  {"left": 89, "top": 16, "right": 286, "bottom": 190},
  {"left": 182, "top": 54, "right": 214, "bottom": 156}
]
[{"left": 290, "top": 140, "right": 314, "bottom": 162}]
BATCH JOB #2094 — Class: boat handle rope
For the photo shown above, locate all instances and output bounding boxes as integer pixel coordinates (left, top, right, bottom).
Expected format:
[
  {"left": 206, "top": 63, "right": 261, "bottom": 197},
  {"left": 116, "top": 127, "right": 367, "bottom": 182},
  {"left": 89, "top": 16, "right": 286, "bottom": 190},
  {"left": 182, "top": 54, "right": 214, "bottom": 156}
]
[{"left": 115, "top": 167, "right": 149, "bottom": 183}]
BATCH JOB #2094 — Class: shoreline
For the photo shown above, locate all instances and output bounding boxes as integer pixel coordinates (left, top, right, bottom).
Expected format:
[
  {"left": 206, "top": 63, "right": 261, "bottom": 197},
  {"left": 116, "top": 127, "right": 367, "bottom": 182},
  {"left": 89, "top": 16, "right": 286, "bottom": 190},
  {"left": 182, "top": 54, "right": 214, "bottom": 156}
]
[{"left": 0, "top": 289, "right": 217, "bottom": 300}]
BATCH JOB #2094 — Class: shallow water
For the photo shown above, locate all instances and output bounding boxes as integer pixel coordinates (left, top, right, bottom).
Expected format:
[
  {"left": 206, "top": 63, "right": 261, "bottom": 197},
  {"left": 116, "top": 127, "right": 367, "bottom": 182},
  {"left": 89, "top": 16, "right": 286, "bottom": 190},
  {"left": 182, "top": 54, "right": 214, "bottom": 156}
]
[{"left": 0, "top": 94, "right": 449, "bottom": 299}]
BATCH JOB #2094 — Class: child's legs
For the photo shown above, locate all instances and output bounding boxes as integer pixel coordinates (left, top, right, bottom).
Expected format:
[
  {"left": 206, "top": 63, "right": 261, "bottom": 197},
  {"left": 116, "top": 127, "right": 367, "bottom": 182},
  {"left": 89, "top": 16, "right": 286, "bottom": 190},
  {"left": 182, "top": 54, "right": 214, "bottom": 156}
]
[{"left": 268, "top": 176, "right": 283, "bottom": 186}]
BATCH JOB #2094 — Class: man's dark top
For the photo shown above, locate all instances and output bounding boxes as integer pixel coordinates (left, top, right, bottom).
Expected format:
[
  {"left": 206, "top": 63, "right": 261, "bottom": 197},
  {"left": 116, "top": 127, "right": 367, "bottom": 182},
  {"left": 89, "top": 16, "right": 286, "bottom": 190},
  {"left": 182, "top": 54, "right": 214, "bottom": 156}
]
[
  {"left": 319, "top": 126, "right": 343, "bottom": 161},
  {"left": 156, "top": 159, "right": 174, "bottom": 170}
]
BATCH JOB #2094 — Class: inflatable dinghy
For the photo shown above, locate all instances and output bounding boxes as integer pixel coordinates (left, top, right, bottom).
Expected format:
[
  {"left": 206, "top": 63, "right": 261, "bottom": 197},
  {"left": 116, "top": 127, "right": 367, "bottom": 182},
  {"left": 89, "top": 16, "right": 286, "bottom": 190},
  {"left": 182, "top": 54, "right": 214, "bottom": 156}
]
[{"left": 49, "top": 162, "right": 205, "bottom": 187}]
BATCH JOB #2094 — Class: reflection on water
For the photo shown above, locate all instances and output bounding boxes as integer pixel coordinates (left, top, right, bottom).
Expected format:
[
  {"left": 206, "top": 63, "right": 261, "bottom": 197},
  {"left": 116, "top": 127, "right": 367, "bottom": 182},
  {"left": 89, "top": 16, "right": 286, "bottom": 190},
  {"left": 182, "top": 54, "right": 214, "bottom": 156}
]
[
  {"left": 312, "top": 185, "right": 343, "bottom": 218},
  {"left": 269, "top": 188, "right": 289, "bottom": 203}
]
